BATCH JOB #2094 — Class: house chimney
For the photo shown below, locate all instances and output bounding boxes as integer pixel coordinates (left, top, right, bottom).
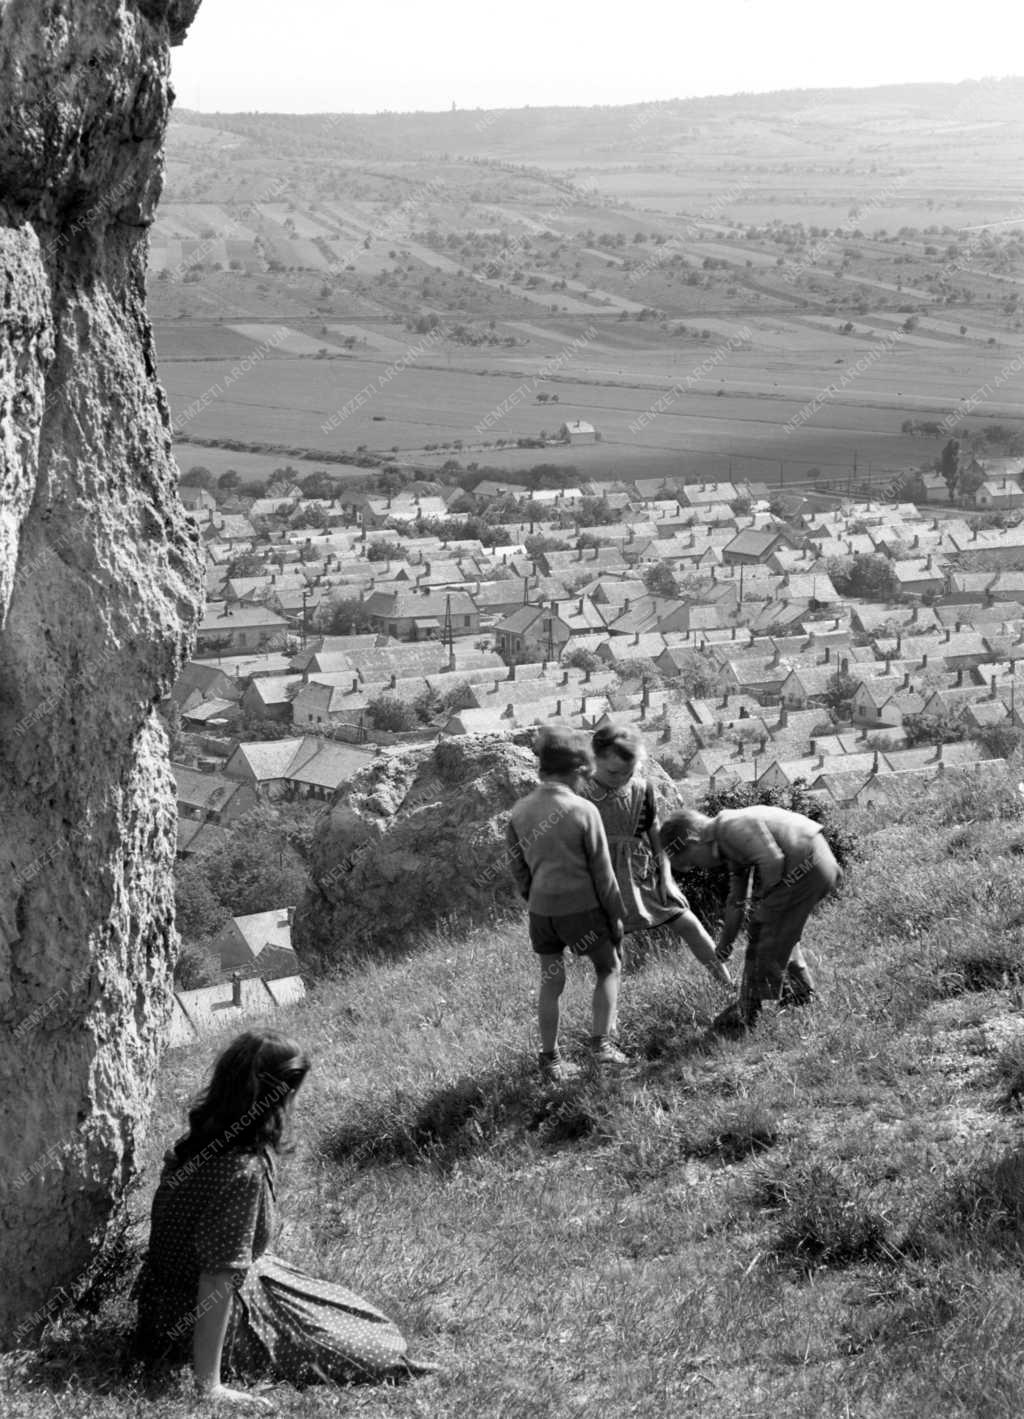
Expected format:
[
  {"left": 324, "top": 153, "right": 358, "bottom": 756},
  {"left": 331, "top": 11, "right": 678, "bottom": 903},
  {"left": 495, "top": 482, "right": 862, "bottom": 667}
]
[
  {"left": 633, "top": 631, "right": 640, "bottom": 646},
  {"left": 934, "top": 742, "right": 944, "bottom": 763},
  {"left": 903, "top": 671, "right": 910, "bottom": 689},
  {"left": 824, "top": 646, "right": 831, "bottom": 663},
  {"left": 777, "top": 704, "right": 788, "bottom": 728},
  {"left": 623, "top": 597, "right": 631, "bottom": 611},
  {"left": 991, "top": 674, "right": 998, "bottom": 699},
  {"left": 716, "top": 720, "right": 724, "bottom": 737},
  {"left": 577, "top": 597, "right": 584, "bottom": 615},
  {"left": 871, "top": 750, "right": 879, "bottom": 776},
  {"left": 555, "top": 699, "right": 562, "bottom": 716},
  {"left": 390, "top": 673, "right": 397, "bottom": 688},
  {"left": 562, "top": 670, "right": 569, "bottom": 686},
  {"left": 352, "top": 676, "right": 359, "bottom": 692},
  {"left": 920, "top": 653, "right": 928, "bottom": 668},
  {"left": 231, "top": 972, "right": 242, "bottom": 1007}
]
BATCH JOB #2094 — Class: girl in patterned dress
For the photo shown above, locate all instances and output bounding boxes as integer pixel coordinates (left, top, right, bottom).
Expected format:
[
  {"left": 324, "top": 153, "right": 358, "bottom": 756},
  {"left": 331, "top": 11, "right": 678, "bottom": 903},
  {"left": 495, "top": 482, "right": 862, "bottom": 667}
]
[
  {"left": 135, "top": 1029, "right": 435, "bottom": 1404},
  {"left": 578, "top": 724, "right": 734, "bottom": 994}
]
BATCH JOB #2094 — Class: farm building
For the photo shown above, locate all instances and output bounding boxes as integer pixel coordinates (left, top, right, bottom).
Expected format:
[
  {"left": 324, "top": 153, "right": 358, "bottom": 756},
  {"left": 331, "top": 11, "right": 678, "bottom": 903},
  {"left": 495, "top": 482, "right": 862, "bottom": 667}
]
[{"left": 559, "top": 420, "right": 600, "bottom": 444}]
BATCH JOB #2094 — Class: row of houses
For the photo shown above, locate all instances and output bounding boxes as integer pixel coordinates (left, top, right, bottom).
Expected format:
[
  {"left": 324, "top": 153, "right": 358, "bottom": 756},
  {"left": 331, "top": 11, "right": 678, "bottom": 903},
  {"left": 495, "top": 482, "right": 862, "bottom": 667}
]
[{"left": 169, "top": 469, "right": 1024, "bottom": 829}]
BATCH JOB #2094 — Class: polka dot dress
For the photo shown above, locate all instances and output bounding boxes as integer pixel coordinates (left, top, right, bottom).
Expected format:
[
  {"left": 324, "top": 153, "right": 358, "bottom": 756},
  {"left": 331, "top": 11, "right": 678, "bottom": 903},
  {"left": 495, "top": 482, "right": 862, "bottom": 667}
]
[{"left": 135, "top": 1145, "right": 424, "bottom": 1385}]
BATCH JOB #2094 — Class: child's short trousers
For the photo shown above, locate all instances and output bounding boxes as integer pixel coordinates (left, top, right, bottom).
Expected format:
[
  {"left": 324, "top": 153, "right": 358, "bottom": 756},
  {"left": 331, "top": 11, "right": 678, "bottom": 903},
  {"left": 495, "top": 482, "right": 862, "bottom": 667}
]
[{"left": 529, "top": 907, "right": 619, "bottom": 966}]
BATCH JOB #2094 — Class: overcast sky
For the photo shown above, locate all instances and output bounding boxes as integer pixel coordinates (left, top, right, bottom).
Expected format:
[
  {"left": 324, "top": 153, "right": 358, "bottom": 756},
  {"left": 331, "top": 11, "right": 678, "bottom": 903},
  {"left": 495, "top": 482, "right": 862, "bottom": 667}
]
[{"left": 171, "top": 0, "right": 1023, "bottom": 113}]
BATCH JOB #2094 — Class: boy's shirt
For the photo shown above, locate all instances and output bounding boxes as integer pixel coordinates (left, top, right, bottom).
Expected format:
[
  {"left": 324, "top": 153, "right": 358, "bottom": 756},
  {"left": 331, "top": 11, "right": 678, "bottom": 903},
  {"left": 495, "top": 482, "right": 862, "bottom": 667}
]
[
  {"left": 506, "top": 781, "right": 625, "bottom": 926},
  {"left": 709, "top": 806, "right": 824, "bottom": 906}
]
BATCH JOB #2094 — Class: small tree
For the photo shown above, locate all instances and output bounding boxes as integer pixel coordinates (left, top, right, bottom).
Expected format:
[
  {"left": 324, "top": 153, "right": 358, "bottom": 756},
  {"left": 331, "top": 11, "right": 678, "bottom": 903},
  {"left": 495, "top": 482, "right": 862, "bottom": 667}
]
[
  {"left": 669, "top": 651, "right": 721, "bottom": 700},
  {"left": 412, "top": 685, "right": 443, "bottom": 723},
  {"left": 643, "top": 562, "right": 680, "bottom": 598},
  {"left": 365, "top": 695, "right": 419, "bottom": 731},
  {"left": 821, "top": 669, "right": 860, "bottom": 716},
  {"left": 562, "top": 646, "right": 603, "bottom": 674},
  {"left": 825, "top": 553, "right": 898, "bottom": 600},
  {"left": 975, "top": 722, "right": 1024, "bottom": 759},
  {"left": 316, "top": 595, "right": 375, "bottom": 635},
  {"left": 939, "top": 438, "right": 960, "bottom": 499},
  {"left": 181, "top": 465, "right": 215, "bottom": 490},
  {"left": 366, "top": 540, "right": 406, "bottom": 562},
  {"left": 901, "top": 710, "right": 967, "bottom": 748},
  {"left": 173, "top": 939, "right": 220, "bottom": 990}
]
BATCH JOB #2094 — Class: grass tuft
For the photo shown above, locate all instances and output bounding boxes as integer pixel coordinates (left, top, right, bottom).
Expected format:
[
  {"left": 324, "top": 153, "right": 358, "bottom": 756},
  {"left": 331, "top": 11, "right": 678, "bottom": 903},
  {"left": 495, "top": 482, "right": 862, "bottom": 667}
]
[
  {"left": 751, "top": 1161, "right": 897, "bottom": 1273},
  {"left": 935, "top": 942, "right": 1024, "bottom": 997}
]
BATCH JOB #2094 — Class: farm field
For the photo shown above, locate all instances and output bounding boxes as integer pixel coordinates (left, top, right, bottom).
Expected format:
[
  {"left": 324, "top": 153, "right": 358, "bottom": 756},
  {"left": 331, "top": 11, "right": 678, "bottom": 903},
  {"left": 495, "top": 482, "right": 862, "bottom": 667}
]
[
  {"left": 151, "top": 83, "right": 1024, "bottom": 490},
  {"left": 170, "top": 443, "right": 375, "bottom": 485},
  {"left": 157, "top": 322, "right": 1024, "bottom": 490}
]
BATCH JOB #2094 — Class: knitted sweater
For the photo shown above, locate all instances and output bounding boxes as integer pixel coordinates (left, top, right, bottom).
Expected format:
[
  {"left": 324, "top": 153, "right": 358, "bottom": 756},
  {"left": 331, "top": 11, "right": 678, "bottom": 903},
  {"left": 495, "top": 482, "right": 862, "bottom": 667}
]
[{"left": 506, "top": 781, "right": 625, "bottom": 924}]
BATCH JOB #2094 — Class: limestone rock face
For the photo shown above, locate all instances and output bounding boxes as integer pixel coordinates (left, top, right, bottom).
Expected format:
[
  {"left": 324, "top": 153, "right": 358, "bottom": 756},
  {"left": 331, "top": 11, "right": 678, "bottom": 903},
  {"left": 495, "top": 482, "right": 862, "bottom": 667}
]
[
  {"left": 0, "top": 1, "right": 203, "bottom": 1340},
  {"left": 293, "top": 735, "right": 682, "bottom": 971},
  {"left": 294, "top": 737, "right": 540, "bottom": 969}
]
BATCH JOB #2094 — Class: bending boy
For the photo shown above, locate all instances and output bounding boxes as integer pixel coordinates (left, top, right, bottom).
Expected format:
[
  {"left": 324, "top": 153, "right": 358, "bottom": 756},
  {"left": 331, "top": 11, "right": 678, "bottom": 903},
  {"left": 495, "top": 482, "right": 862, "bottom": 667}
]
[
  {"left": 506, "top": 728, "right": 628, "bottom": 1079},
  {"left": 662, "top": 804, "right": 842, "bottom": 1033}
]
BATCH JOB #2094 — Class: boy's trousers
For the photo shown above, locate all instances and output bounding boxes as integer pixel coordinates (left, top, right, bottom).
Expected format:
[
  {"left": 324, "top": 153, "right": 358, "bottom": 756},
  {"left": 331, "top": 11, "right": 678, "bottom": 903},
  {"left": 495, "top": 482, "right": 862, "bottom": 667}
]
[{"left": 739, "top": 834, "right": 842, "bottom": 1011}]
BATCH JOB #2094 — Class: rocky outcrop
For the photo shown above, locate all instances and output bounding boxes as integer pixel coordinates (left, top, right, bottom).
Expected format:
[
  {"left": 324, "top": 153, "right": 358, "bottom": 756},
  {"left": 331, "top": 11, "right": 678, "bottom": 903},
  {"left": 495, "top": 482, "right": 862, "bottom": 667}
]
[
  {"left": 293, "top": 735, "right": 682, "bottom": 971},
  {"left": 0, "top": 2, "right": 203, "bottom": 1340}
]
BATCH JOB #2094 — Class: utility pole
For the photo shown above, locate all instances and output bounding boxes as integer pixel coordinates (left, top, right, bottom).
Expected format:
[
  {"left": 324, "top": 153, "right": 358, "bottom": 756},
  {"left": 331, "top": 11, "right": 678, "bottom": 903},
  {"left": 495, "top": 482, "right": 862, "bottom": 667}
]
[{"left": 443, "top": 592, "right": 455, "bottom": 672}]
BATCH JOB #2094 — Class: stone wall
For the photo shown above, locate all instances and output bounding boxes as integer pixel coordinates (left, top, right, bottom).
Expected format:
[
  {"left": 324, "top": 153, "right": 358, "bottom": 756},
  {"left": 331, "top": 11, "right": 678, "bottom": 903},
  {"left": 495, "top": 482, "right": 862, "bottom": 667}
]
[{"left": 0, "top": 0, "right": 203, "bottom": 1339}]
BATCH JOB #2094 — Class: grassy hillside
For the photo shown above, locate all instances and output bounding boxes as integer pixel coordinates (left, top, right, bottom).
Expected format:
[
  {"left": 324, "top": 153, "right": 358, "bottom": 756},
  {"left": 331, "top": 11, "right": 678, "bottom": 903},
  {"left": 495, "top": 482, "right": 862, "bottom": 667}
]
[{"left": 5, "top": 768, "right": 1024, "bottom": 1417}]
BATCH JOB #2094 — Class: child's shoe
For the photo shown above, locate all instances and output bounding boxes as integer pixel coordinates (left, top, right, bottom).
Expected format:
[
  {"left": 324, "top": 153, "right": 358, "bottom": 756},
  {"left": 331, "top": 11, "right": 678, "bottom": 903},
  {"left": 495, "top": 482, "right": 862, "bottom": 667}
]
[
  {"left": 539, "top": 1050, "right": 581, "bottom": 1082},
  {"left": 589, "top": 1036, "right": 630, "bottom": 1067}
]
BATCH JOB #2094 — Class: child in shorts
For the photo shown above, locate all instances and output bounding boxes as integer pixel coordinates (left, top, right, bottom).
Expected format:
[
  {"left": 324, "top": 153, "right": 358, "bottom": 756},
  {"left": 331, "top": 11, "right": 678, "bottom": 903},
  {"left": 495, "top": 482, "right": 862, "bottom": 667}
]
[{"left": 506, "top": 727, "right": 628, "bottom": 1080}]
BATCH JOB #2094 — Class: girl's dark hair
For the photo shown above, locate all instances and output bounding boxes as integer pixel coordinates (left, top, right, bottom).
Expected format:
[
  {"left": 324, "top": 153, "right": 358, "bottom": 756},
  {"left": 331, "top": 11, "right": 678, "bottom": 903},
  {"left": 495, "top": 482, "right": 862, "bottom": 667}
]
[
  {"left": 172, "top": 1029, "right": 310, "bottom": 1166},
  {"left": 592, "top": 721, "right": 645, "bottom": 763}
]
